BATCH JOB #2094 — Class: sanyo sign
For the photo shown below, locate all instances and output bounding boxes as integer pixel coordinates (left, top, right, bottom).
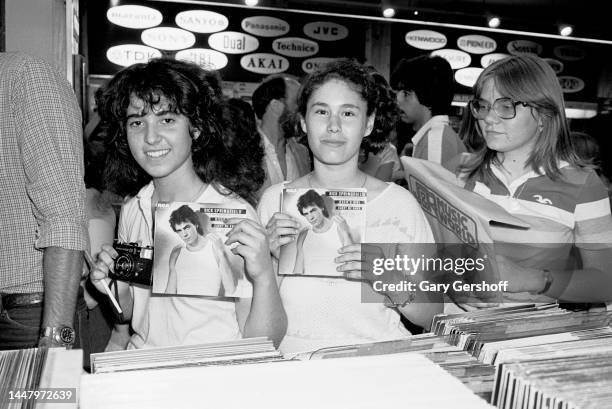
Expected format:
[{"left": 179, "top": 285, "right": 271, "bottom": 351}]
[{"left": 175, "top": 10, "right": 228, "bottom": 33}]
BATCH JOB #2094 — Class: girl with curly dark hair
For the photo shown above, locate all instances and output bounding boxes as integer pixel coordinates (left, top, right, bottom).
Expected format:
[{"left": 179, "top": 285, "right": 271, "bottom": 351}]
[
  {"left": 258, "top": 59, "right": 441, "bottom": 353},
  {"left": 89, "top": 58, "right": 286, "bottom": 349}
]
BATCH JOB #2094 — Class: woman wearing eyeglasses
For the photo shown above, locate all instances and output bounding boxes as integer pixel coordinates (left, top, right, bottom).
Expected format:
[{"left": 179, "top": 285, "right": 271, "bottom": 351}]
[{"left": 459, "top": 54, "right": 612, "bottom": 304}]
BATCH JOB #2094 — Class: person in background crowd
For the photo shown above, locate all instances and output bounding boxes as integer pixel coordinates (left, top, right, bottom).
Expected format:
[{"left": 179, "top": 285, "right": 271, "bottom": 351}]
[
  {"left": 390, "top": 54, "right": 466, "bottom": 171},
  {"left": 89, "top": 58, "right": 286, "bottom": 348},
  {"left": 358, "top": 68, "right": 403, "bottom": 182},
  {"left": 252, "top": 74, "right": 311, "bottom": 194},
  {"left": 0, "top": 52, "right": 87, "bottom": 349},
  {"left": 259, "top": 59, "right": 441, "bottom": 354},
  {"left": 459, "top": 54, "right": 612, "bottom": 304},
  {"left": 78, "top": 114, "right": 126, "bottom": 367}
]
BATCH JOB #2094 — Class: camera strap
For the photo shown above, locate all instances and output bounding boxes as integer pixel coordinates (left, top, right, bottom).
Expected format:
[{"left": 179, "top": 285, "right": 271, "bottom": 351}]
[{"left": 109, "top": 279, "right": 125, "bottom": 323}]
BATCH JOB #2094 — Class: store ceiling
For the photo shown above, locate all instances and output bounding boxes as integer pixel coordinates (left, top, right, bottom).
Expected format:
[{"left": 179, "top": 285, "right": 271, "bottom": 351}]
[{"left": 212, "top": 0, "right": 611, "bottom": 42}]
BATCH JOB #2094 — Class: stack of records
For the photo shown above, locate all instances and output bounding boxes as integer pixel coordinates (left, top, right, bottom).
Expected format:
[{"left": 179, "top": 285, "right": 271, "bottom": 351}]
[
  {"left": 431, "top": 304, "right": 612, "bottom": 408},
  {"left": 90, "top": 337, "right": 282, "bottom": 373},
  {"left": 0, "top": 347, "right": 81, "bottom": 409},
  {"left": 491, "top": 336, "right": 612, "bottom": 408},
  {"left": 0, "top": 347, "right": 47, "bottom": 409}
]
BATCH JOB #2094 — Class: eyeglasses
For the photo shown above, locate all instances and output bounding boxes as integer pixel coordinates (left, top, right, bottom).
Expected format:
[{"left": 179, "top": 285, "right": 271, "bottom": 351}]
[{"left": 469, "top": 97, "right": 531, "bottom": 120}]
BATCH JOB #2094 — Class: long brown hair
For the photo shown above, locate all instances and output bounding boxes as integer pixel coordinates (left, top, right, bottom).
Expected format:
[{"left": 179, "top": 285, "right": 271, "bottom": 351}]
[{"left": 459, "top": 54, "right": 584, "bottom": 184}]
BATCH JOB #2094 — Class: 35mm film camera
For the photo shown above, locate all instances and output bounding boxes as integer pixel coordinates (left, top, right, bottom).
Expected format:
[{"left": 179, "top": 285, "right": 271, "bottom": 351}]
[{"left": 110, "top": 242, "right": 154, "bottom": 286}]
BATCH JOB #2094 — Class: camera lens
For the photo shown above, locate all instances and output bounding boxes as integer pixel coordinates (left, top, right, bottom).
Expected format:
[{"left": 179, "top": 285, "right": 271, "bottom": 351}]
[{"left": 115, "top": 255, "right": 133, "bottom": 277}]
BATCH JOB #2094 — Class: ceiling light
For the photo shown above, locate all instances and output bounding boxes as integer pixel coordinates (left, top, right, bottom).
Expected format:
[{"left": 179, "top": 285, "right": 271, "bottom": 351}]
[
  {"left": 382, "top": 7, "right": 396, "bottom": 18},
  {"left": 487, "top": 16, "right": 501, "bottom": 28},
  {"left": 244, "top": 0, "right": 258, "bottom": 6},
  {"left": 559, "top": 24, "right": 573, "bottom": 36}
]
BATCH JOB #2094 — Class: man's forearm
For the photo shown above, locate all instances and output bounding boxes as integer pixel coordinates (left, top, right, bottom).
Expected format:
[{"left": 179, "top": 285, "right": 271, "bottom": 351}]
[{"left": 42, "top": 247, "right": 83, "bottom": 327}]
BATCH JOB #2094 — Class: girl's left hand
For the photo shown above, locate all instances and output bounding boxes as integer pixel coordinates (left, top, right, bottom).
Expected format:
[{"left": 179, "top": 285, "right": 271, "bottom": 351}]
[{"left": 225, "top": 218, "right": 275, "bottom": 282}]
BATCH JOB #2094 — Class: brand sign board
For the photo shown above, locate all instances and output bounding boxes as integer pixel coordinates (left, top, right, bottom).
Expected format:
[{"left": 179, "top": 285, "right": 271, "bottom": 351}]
[
  {"left": 208, "top": 31, "right": 259, "bottom": 54},
  {"left": 175, "top": 10, "right": 229, "bottom": 33},
  {"left": 241, "top": 16, "right": 290, "bottom": 37}
]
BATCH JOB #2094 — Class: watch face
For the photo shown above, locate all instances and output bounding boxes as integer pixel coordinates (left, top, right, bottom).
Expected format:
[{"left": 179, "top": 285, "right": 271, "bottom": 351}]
[{"left": 58, "top": 327, "right": 76, "bottom": 344}]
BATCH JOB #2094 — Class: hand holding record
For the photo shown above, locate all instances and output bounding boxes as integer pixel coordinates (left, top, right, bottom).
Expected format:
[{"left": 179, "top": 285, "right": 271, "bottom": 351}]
[{"left": 226, "top": 218, "right": 275, "bottom": 283}]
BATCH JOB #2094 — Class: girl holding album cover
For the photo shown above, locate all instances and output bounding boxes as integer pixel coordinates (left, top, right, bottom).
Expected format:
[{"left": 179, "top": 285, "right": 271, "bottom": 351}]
[
  {"left": 259, "top": 60, "right": 443, "bottom": 354},
  {"left": 89, "top": 58, "right": 286, "bottom": 349},
  {"left": 458, "top": 54, "right": 612, "bottom": 304}
]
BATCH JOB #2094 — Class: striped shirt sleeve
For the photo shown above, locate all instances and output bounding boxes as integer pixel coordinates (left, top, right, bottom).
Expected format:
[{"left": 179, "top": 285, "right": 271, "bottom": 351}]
[{"left": 574, "top": 171, "right": 612, "bottom": 248}]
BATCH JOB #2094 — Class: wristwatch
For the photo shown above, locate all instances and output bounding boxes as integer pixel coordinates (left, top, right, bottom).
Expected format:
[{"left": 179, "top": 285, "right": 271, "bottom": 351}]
[{"left": 40, "top": 326, "right": 76, "bottom": 347}]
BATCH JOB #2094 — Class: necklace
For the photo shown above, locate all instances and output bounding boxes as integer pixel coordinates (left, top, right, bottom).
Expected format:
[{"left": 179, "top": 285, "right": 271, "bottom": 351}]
[{"left": 307, "top": 172, "right": 368, "bottom": 189}]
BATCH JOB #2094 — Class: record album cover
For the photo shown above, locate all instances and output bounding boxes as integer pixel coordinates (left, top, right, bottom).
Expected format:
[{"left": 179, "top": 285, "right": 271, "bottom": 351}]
[
  {"left": 152, "top": 202, "right": 251, "bottom": 298},
  {"left": 278, "top": 187, "right": 366, "bottom": 276}
]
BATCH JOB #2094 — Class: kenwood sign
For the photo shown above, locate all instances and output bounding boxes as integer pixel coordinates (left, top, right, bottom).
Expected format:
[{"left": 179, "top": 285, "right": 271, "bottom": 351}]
[{"left": 404, "top": 30, "right": 447, "bottom": 50}]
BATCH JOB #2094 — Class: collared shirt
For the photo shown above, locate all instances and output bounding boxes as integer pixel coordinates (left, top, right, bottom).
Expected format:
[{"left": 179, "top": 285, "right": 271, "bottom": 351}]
[
  {"left": 259, "top": 129, "right": 311, "bottom": 193},
  {"left": 0, "top": 52, "right": 87, "bottom": 293},
  {"left": 466, "top": 161, "right": 612, "bottom": 274},
  {"left": 411, "top": 115, "right": 466, "bottom": 171}
]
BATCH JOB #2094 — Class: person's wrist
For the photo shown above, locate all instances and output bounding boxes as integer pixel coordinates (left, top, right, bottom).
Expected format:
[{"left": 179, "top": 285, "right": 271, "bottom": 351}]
[
  {"left": 532, "top": 269, "right": 553, "bottom": 295},
  {"left": 251, "top": 269, "right": 277, "bottom": 287}
]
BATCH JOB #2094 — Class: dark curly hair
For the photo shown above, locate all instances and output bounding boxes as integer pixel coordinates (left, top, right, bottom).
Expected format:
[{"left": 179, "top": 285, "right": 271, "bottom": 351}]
[
  {"left": 360, "top": 68, "right": 400, "bottom": 159},
  {"left": 297, "top": 59, "right": 378, "bottom": 119},
  {"left": 95, "top": 58, "right": 264, "bottom": 205}
]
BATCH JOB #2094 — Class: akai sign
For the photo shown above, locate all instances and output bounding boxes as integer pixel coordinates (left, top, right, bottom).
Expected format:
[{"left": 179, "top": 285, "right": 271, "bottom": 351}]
[
  {"left": 455, "top": 67, "right": 484, "bottom": 88},
  {"left": 175, "top": 10, "right": 228, "bottom": 33},
  {"left": 553, "top": 45, "right": 586, "bottom": 61},
  {"left": 106, "top": 5, "right": 162, "bottom": 29},
  {"left": 431, "top": 49, "right": 471, "bottom": 69},
  {"left": 303, "top": 22, "right": 348, "bottom": 41},
  {"left": 242, "top": 16, "right": 290, "bottom": 37},
  {"left": 405, "top": 30, "right": 447, "bottom": 50},
  {"left": 141, "top": 27, "right": 195, "bottom": 50},
  {"left": 480, "top": 53, "right": 510, "bottom": 68},
  {"left": 273, "top": 37, "right": 318, "bottom": 58},
  {"left": 208, "top": 31, "right": 259, "bottom": 54},
  {"left": 558, "top": 76, "right": 585, "bottom": 93},
  {"left": 457, "top": 34, "right": 496, "bottom": 54},
  {"left": 507, "top": 40, "right": 542, "bottom": 55},
  {"left": 544, "top": 58, "right": 564, "bottom": 74},
  {"left": 240, "top": 53, "right": 288, "bottom": 74},
  {"left": 175, "top": 48, "right": 228, "bottom": 70},
  {"left": 106, "top": 44, "right": 161, "bottom": 67},
  {"left": 302, "top": 57, "right": 337, "bottom": 74}
]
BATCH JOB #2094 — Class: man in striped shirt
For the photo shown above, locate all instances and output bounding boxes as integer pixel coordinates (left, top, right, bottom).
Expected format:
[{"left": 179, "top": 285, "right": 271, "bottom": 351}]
[{"left": 391, "top": 55, "right": 466, "bottom": 171}]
